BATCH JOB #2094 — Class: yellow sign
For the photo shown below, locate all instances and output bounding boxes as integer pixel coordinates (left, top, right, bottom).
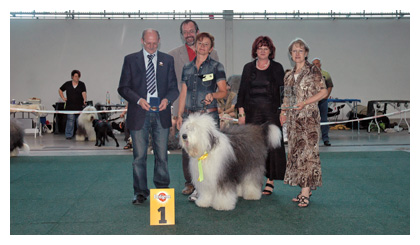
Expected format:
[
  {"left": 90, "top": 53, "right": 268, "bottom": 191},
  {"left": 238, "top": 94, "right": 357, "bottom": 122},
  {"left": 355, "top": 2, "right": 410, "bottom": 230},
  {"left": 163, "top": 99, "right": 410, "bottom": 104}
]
[{"left": 150, "top": 189, "right": 175, "bottom": 226}]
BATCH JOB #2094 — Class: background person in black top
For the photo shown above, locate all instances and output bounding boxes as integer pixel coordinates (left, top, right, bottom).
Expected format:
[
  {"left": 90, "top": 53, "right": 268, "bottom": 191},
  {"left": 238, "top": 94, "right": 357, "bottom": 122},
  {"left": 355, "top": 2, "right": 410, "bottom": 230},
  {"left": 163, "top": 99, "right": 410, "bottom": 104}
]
[{"left": 59, "top": 70, "right": 87, "bottom": 139}]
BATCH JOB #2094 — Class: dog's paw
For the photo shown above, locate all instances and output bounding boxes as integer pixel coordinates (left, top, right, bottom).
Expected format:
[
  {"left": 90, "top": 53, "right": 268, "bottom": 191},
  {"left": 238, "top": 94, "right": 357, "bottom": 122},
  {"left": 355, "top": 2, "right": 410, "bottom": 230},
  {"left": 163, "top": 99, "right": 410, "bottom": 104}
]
[
  {"left": 195, "top": 198, "right": 211, "bottom": 208},
  {"left": 242, "top": 192, "right": 262, "bottom": 200},
  {"left": 212, "top": 202, "right": 236, "bottom": 211}
]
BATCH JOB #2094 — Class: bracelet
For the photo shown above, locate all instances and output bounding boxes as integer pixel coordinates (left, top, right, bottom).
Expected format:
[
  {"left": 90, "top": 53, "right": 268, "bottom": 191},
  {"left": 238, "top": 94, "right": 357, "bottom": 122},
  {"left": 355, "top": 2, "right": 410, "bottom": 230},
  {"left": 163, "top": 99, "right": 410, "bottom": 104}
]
[
  {"left": 238, "top": 113, "right": 246, "bottom": 118},
  {"left": 303, "top": 100, "right": 307, "bottom": 105}
]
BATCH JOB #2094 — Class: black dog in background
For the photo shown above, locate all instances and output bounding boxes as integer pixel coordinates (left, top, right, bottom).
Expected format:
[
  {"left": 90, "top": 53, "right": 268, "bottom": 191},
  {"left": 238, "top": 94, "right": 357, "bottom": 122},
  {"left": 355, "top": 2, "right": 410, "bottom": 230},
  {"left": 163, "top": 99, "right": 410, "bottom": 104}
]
[{"left": 92, "top": 119, "right": 119, "bottom": 147}]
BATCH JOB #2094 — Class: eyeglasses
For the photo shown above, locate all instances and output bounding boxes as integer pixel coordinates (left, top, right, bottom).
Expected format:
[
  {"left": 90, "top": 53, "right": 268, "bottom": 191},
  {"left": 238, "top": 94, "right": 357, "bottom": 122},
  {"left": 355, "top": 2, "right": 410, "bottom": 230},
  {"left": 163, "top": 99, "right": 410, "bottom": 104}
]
[{"left": 182, "top": 29, "right": 196, "bottom": 35}]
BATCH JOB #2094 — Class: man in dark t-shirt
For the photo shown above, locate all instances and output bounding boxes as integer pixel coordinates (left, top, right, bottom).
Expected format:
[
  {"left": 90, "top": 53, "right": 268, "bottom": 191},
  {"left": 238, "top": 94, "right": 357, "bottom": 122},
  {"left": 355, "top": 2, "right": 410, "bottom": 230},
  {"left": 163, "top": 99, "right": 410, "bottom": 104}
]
[{"left": 59, "top": 70, "right": 87, "bottom": 139}]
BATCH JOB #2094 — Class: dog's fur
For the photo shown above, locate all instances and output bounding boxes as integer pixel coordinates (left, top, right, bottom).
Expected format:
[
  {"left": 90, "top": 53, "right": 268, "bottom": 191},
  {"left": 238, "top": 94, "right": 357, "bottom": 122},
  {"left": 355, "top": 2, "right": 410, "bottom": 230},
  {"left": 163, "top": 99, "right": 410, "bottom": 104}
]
[
  {"left": 179, "top": 113, "right": 282, "bottom": 211},
  {"left": 76, "top": 106, "right": 98, "bottom": 141},
  {"left": 10, "top": 119, "right": 30, "bottom": 157},
  {"left": 92, "top": 119, "right": 119, "bottom": 147}
]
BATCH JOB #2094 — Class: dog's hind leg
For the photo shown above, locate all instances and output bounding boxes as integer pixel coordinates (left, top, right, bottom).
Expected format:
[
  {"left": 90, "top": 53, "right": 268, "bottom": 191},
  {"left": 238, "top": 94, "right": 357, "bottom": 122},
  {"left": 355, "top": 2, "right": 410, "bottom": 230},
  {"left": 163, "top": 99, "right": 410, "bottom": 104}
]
[
  {"left": 241, "top": 180, "right": 262, "bottom": 200},
  {"left": 107, "top": 132, "right": 120, "bottom": 147}
]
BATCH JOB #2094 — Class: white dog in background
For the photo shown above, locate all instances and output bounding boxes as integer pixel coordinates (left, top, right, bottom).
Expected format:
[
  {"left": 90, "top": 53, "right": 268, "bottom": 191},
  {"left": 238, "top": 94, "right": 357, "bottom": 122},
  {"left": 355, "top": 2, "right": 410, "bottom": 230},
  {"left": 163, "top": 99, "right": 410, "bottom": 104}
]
[
  {"left": 179, "top": 113, "right": 282, "bottom": 211},
  {"left": 10, "top": 118, "right": 30, "bottom": 157},
  {"left": 75, "top": 106, "right": 98, "bottom": 141}
]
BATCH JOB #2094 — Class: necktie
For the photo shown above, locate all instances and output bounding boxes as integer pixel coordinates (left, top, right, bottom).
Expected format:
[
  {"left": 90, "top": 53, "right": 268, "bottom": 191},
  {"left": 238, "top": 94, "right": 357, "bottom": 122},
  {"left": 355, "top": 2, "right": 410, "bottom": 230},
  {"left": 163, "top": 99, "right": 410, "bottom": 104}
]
[{"left": 146, "top": 54, "right": 156, "bottom": 95}]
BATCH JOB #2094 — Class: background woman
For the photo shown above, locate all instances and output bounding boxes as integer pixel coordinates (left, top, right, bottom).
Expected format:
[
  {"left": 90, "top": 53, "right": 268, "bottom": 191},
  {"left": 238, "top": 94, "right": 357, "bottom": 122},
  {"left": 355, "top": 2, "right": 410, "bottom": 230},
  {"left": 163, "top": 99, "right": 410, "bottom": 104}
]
[
  {"left": 236, "top": 36, "right": 287, "bottom": 195},
  {"left": 280, "top": 38, "right": 328, "bottom": 207}
]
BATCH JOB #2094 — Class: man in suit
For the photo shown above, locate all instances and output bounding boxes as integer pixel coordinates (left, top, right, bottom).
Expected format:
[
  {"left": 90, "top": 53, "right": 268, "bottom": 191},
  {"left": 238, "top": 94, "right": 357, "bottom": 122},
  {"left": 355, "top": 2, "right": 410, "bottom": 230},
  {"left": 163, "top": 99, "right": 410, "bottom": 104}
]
[
  {"left": 168, "top": 19, "right": 219, "bottom": 196},
  {"left": 118, "top": 29, "right": 179, "bottom": 205}
]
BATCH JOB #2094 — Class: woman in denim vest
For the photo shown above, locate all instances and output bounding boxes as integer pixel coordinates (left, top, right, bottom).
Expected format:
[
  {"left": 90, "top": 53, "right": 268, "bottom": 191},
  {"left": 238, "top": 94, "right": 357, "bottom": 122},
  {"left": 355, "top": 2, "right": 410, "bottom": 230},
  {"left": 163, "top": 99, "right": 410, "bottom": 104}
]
[{"left": 176, "top": 32, "right": 227, "bottom": 201}]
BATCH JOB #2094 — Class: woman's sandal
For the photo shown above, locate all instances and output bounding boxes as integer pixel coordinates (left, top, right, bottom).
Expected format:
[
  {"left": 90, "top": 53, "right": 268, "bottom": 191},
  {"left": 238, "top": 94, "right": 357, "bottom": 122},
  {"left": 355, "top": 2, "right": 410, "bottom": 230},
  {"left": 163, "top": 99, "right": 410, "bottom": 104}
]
[
  {"left": 298, "top": 196, "right": 310, "bottom": 208},
  {"left": 292, "top": 191, "right": 312, "bottom": 202},
  {"left": 262, "top": 183, "right": 274, "bottom": 195},
  {"left": 123, "top": 142, "right": 132, "bottom": 150}
]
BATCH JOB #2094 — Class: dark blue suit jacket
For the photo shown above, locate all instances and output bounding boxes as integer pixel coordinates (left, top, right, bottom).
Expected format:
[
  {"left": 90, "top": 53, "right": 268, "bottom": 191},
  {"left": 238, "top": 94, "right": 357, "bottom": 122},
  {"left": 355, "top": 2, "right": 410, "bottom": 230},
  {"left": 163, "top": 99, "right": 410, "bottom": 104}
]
[{"left": 118, "top": 50, "right": 179, "bottom": 130}]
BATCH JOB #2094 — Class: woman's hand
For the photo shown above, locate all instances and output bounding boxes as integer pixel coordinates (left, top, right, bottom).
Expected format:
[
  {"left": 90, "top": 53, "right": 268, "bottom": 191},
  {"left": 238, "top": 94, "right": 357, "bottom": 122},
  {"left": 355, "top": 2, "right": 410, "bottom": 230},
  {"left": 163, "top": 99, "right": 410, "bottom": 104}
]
[
  {"left": 203, "top": 93, "right": 214, "bottom": 105},
  {"left": 280, "top": 114, "right": 287, "bottom": 126},
  {"left": 295, "top": 101, "right": 306, "bottom": 110},
  {"left": 176, "top": 116, "right": 183, "bottom": 130},
  {"left": 238, "top": 116, "right": 245, "bottom": 125}
]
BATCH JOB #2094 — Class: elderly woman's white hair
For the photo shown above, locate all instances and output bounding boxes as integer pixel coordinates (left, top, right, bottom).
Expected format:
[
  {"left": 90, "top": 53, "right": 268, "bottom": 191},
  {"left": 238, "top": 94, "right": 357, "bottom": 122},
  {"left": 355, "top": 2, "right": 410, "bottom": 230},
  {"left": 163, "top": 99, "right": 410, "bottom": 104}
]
[{"left": 288, "top": 38, "right": 310, "bottom": 60}]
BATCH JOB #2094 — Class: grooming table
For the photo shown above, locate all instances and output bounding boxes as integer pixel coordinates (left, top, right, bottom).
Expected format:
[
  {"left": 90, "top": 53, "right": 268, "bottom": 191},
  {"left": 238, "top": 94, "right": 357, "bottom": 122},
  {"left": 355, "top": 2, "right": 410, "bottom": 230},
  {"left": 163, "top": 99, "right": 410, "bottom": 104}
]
[
  {"left": 327, "top": 98, "right": 361, "bottom": 132},
  {"left": 367, "top": 100, "right": 410, "bottom": 134},
  {"left": 10, "top": 104, "right": 44, "bottom": 138}
]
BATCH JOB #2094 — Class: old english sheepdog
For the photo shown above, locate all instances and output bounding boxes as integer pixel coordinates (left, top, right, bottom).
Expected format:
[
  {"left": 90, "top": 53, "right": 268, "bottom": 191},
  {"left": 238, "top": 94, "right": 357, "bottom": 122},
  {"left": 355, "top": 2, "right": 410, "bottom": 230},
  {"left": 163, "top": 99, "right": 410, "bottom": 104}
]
[
  {"left": 179, "top": 113, "right": 282, "bottom": 211},
  {"left": 75, "top": 106, "right": 98, "bottom": 141},
  {"left": 10, "top": 119, "right": 30, "bottom": 157}
]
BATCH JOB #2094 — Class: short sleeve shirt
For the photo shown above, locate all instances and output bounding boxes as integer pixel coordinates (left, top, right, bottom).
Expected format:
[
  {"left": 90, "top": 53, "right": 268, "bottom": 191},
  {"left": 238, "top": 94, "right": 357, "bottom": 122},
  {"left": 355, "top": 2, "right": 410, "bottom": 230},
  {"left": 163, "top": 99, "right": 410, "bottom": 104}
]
[{"left": 60, "top": 81, "right": 86, "bottom": 110}]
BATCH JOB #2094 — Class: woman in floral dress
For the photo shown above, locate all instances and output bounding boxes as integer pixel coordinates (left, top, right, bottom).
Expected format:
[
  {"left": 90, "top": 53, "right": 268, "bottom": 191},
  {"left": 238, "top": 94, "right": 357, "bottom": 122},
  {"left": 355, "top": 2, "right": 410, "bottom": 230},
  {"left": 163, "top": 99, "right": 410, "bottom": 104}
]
[{"left": 280, "top": 38, "right": 328, "bottom": 207}]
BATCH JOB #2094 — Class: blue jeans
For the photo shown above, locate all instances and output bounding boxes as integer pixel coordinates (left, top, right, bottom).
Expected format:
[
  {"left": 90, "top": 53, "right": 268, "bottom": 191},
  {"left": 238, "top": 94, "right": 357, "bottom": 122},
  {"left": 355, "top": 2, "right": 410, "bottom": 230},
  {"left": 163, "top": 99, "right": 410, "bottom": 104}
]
[
  {"left": 130, "top": 112, "right": 170, "bottom": 198},
  {"left": 318, "top": 99, "right": 329, "bottom": 142},
  {"left": 65, "top": 114, "right": 79, "bottom": 138}
]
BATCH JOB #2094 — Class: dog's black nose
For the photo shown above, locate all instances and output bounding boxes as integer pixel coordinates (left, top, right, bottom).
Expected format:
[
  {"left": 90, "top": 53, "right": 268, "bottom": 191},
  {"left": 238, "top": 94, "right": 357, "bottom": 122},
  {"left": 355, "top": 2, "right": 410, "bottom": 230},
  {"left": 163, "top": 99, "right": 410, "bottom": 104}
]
[{"left": 182, "top": 134, "right": 188, "bottom": 140}]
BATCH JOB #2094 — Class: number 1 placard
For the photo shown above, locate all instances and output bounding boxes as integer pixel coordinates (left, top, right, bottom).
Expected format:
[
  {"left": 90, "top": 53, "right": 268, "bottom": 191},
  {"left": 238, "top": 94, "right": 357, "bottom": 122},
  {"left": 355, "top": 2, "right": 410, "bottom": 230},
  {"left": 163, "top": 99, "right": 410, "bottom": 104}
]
[{"left": 150, "top": 188, "right": 175, "bottom": 226}]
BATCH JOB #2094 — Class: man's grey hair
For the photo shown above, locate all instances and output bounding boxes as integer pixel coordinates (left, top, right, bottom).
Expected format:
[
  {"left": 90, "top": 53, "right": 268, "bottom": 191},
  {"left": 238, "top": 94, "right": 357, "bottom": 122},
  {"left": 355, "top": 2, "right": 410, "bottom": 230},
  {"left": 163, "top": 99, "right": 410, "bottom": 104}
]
[
  {"left": 311, "top": 57, "right": 322, "bottom": 63},
  {"left": 142, "top": 28, "right": 160, "bottom": 40}
]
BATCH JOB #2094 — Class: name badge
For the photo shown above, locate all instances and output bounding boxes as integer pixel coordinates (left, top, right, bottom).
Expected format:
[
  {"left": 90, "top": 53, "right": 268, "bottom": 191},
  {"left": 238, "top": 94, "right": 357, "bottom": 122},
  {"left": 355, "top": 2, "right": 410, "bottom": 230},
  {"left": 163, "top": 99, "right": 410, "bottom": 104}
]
[{"left": 202, "top": 73, "right": 214, "bottom": 82}]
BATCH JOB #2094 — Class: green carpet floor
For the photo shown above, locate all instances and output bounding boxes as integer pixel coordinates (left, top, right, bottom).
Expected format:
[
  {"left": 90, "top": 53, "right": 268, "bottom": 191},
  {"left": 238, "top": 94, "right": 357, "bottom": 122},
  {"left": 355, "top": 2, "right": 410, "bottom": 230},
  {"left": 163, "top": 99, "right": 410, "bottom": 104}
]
[{"left": 10, "top": 151, "right": 410, "bottom": 235}]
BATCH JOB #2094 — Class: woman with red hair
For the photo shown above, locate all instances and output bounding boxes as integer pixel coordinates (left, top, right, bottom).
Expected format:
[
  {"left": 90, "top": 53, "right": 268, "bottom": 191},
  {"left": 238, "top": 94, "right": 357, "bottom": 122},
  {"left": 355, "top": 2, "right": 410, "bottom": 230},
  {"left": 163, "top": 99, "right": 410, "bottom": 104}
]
[{"left": 236, "top": 36, "right": 287, "bottom": 195}]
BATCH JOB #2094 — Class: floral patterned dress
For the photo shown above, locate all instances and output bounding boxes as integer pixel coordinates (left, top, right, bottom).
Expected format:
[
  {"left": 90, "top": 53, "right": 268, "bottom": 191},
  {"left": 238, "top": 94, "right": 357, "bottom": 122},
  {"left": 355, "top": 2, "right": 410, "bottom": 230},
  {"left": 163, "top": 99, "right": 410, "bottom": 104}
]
[{"left": 282, "top": 61, "right": 326, "bottom": 189}]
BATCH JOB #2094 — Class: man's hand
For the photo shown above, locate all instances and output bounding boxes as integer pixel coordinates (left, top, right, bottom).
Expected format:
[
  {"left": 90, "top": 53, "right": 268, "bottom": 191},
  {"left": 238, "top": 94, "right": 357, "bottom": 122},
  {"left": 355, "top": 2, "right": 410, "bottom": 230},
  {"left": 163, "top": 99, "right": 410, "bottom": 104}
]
[
  {"left": 159, "top": 98, "right": 170, "bottom": 111},
  {"left": 138, "top": 98, "right": 150, "bottom": 111}
]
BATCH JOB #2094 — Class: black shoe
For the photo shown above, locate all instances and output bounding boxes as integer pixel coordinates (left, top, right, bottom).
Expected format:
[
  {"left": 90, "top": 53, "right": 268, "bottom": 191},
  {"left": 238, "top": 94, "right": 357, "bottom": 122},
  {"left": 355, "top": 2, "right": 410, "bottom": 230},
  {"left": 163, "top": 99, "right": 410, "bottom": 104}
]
[
  {"left": 132, "top": 195, "right": 147, "bottom": 205},
  {"left": 324, "top": 141, "right": 331, "bottom": 146},
  {"left": 66, "top": 137, "right": 72, "bottom": 140}
]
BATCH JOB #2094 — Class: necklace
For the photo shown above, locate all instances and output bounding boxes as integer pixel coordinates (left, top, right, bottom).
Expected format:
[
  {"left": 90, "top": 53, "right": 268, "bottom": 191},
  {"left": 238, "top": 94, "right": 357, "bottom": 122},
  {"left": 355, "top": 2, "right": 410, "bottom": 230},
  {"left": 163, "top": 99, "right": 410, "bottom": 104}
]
[{"left": 257, "top": 59, "right": 270, "bottom": 70}]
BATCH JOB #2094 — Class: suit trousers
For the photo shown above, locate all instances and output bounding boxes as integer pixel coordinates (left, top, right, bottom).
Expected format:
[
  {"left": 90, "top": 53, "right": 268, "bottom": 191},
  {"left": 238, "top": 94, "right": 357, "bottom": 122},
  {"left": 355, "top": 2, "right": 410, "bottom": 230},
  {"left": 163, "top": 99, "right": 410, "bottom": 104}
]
[{"left": 130, "top": 112, "right": 170, "bottom": 198}]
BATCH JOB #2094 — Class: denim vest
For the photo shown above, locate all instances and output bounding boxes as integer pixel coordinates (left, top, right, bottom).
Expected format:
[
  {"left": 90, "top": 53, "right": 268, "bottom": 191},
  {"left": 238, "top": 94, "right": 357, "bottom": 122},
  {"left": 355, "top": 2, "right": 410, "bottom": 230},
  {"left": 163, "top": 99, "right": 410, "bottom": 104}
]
[{"left": 181, "top": 56, "right": 226, "bottom": 111}]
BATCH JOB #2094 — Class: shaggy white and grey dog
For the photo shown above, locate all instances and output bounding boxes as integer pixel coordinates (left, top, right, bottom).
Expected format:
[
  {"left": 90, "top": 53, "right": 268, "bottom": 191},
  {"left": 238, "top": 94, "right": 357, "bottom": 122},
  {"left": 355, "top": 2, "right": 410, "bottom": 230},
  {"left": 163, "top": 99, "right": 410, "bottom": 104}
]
[
  {"left": 75, "top": 106, "right": 98, "bottom": 141},
  {"left": 179, "top": 113, "right": 282, "bottom": 211},
  {"left": 10, "top": 118, "right": 30, "bottom": 157}
]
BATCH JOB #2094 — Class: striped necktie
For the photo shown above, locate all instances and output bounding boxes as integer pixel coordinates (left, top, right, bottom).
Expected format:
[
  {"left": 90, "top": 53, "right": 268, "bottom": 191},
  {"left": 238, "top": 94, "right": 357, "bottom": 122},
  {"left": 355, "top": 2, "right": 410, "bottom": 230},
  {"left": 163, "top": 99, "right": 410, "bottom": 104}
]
[{"left": 146, "top": 54, "right": 156, "bottom": 95}]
